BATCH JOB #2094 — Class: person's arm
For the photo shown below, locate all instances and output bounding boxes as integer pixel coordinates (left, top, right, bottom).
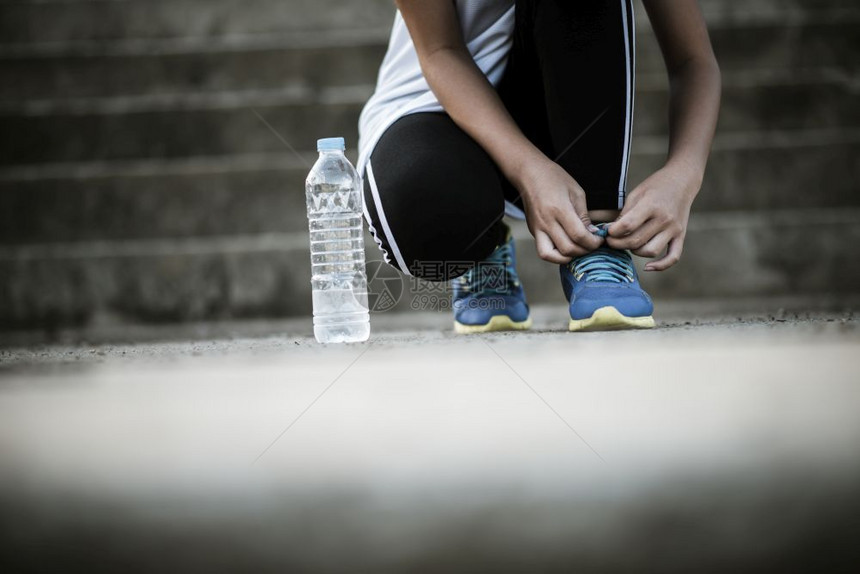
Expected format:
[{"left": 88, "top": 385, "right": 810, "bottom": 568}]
[
  {"left": 607, "top": 0, "right": 722, "bottom": 271},
  {"left": 395, "top": 0, "right": 602, "bottom": 262}
]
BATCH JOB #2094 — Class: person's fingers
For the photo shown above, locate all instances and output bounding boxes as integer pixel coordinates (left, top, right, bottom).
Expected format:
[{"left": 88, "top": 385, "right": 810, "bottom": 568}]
[
  {"left": 632, "top": 229, "right": 672, "bottom": 259},
  {"left": 608, "top": 202, "right": 650, "bottom": 238},
  {"left": 644, "top": 236, "right": 684, "bottom": 271},
  {"left": 535, "top": 230, "right": 572, "bottom": 264},
  {"left": 568, "top": 187, "right": 597, "bottom": 230},
  {"left": 548, "top": 223, "right": 578, "bottom": 257},
  {"left": 617, "top": 184, "right": 645, "bottom": 215},
  {"left": 557, "top": 211, "right": 603, "bottom": 252},
  {"left": 608, "top": 218, "right": 664, "bottom": 251},
  {"left": 550, "top": 223, "right": 590, "bottom": 258},
  {"left": 561, "top": 191, "right": 604, "bottom": 251}
]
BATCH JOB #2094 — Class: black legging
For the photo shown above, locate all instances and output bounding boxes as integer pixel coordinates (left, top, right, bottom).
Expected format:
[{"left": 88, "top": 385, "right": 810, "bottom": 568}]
[{"left": 364, "top": 0, "right": 636, "bottom": 280}]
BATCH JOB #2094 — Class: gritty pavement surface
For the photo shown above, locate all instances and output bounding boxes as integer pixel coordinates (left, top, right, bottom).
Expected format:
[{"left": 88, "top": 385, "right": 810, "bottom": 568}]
[
  {"left": 0, "top": 297, "right": 857, "bottom": 368},
  {"left": 1, "top": 300, "right": 859, "bottom": 572}
]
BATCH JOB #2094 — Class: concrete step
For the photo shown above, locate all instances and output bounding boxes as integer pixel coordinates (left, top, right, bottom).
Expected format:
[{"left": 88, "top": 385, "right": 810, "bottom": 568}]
[
  {"left": 0, "top": 232, "right": 315, "bottom": 329},
  {"left": 2, "top": 20, "right": 857, "bottom": 101},
  {"left": 2, "top": 209, "right": 859, "bottom": 329},
  {"left": 640, "top": 19, "right": 860, "bottom": 77},
  {"left": 1, "top": 129, "right": 858, "bottom": 245},
  {"left": 0, "top": 152, "right": 318, "bottom": 245},
  {"left": 0, "top": 32, "right": 390, "bottom": 102},
  {"left": 1, "top": 0, "right": 856, "bottom": 45},
  {"left": 0, "top": 85, "right": 371, "bottom": 166},
  {"left": 632, "top": 129, "right": 860, "bottom": 212},
  {"left": 0, "top": 0, "right": 398, "bottom": 45},
  {"left": 2, "top": 75, "right": 856, "bottom": 166},
  {"left": 694, "top": 0, "right": 860, "bottom": 23},
  {"left": 636, "top": 69, "right": 859, "bottom": 137}
]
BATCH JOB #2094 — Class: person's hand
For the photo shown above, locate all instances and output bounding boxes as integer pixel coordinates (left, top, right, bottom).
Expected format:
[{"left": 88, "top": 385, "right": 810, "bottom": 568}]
[
  {"left": 606, "top": 164, "right": 700, "bottom": 271},
  {"left": 518, "top": 158, "right": 604, "bottom": 264}
]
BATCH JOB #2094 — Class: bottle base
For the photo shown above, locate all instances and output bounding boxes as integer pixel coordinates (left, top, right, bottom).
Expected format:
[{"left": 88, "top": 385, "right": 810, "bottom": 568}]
[{"left": 314, "top": 322, "right": 371, "bottom": 344}]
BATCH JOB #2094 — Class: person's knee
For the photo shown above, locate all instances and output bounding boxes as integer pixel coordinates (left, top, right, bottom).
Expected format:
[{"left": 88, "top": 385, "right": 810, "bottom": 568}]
[
  {"left": 367, "top": 211, "right": 502, "bottom": 282},
  {"left": 365, "top": 114, "right": 507, "bottom": 280}
]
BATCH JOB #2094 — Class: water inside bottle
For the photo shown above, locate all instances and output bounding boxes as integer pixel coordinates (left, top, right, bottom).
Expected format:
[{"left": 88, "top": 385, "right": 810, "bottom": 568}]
[{"left": 307, "top": 195, "right": 370, "bottom": 343}]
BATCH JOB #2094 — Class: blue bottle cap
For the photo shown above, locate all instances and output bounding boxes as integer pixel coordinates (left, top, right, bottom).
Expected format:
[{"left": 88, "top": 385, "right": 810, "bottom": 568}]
[{"left": 317, "top": 137, "right": 346, "bottom": 152}]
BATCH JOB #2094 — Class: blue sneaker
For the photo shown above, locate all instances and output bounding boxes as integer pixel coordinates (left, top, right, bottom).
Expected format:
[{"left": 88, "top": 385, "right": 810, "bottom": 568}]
[
  {"left": 560, "top": 242, "right": 656, "bottom": 332},
  {"left": 453, "top": 226, "right": 532, "bottom": 334}
]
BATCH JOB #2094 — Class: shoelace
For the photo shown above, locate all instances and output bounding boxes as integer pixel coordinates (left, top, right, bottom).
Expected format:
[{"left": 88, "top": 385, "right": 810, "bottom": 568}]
[
  {"left": 570, "top": 247, "right": 635, "bottom": 284},
  {"left": 457, "top": 239, "right": 520, "bottom": 295}
]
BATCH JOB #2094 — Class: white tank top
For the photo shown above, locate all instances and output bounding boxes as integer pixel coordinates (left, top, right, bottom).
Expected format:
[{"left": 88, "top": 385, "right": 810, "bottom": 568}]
[{"left": 357, "top": 0, "right": 516, "bottom": 176}]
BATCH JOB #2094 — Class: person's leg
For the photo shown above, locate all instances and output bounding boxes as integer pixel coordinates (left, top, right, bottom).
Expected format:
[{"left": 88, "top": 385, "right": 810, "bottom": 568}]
[
  {"left": 499, "top": 0, "right": 653, "bottom": 332},
  {"left": 499, "top": 0, "right": 636, "bottom": 218},
  {"left": 363, "top": 112, "right": 507, "bottom": 281},
  {"left": 364, "top": 112, "right": 531, "bottom": 333}
]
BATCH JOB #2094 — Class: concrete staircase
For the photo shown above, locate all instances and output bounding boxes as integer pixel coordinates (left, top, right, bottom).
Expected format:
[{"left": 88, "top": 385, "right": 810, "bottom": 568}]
[{"left": 1, "top": 0, "right": 858, "bottom": 330}]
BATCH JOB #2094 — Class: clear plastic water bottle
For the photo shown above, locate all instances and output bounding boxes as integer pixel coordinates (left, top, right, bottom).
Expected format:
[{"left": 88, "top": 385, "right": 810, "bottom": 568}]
[{"left": 305, "top": 137, "right": 370, "bottom": 343}]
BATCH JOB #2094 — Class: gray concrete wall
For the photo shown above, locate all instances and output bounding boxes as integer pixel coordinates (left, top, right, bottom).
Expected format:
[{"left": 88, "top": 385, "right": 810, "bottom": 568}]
[{"left": 1, "top": 0, "right": 859, "bottom": 330}]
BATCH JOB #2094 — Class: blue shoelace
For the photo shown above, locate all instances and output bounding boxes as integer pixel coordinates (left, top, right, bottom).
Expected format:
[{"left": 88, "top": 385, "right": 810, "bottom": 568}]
[
  {"left": 457, "top": 239, "right": 520, "bottom": 296},
  {"left": 566, "top": 223, "right": 635, "bottom": 284},
  {"left": 570, "top": 248, "right": 635, "bottom": 283}
]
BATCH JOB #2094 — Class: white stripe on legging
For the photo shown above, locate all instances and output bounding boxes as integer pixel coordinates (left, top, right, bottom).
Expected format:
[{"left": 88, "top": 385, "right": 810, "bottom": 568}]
[
  {"left": 619, "top": 0, "right": 635, "bottom": 209},
  {"left": 362, "top": 198, "right": 392, "bottom": 267},
  {"left": 366, "top": 160, "right": 412, "bottom": 276}
]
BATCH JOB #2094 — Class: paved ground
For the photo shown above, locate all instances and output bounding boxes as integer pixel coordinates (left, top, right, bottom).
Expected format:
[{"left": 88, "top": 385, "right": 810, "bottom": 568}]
[{"left": 1, "top": 300, "right": 859, "bottom": 572}]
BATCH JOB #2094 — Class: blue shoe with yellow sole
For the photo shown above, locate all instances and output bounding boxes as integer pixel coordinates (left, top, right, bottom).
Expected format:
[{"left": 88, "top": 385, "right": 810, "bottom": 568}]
[
  {"left": 560, "top": 245, "right": 656, "bottom": 332},
  {"left": 453, "top": 226, "right": 532, "bottom": 334}
]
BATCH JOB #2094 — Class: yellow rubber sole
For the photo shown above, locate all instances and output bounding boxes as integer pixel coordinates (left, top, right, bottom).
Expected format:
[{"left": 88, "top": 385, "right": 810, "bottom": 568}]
[
  {"left": 569, "top": 306, "right": 656, "bottom": 332},
  {"left": 455, "top": 315, "right": 533, "bottom": 335}
]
